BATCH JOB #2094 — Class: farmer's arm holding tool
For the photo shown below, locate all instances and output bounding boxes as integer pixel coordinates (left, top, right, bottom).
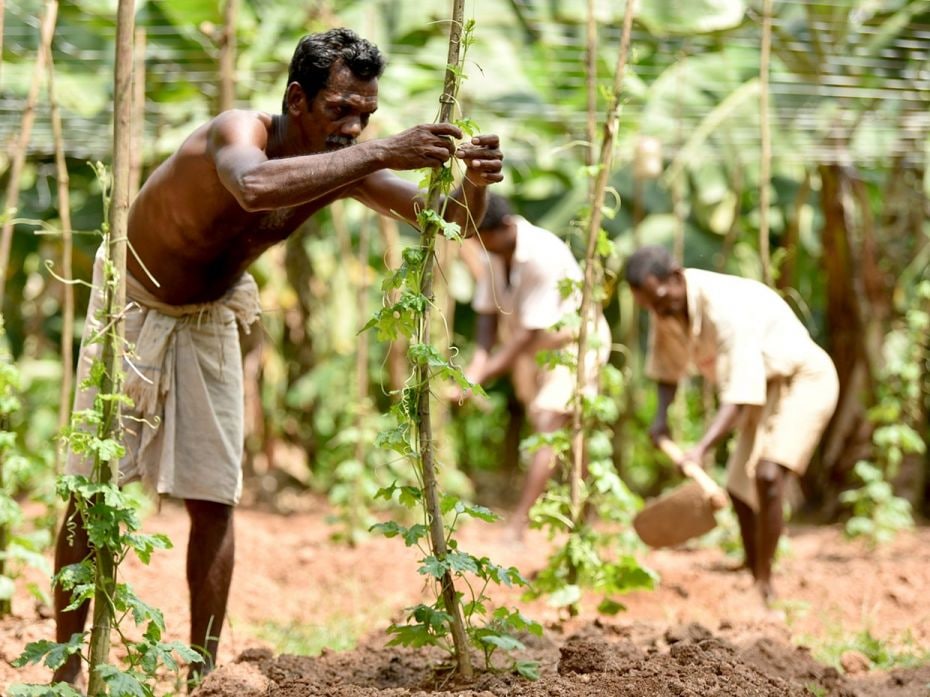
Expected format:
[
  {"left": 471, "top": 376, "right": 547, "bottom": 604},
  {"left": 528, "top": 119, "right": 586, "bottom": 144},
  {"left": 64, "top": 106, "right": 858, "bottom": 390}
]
[{"left": 626, "top": 245, "right": 839, "bottom": 605}]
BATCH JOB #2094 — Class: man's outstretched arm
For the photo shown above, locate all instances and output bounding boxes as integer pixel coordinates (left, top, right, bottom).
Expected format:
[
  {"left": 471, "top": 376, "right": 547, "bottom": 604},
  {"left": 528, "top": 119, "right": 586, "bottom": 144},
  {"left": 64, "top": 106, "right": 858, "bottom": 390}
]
[{"left": 209, "top": 111, "right": 462, "bottom": 212}]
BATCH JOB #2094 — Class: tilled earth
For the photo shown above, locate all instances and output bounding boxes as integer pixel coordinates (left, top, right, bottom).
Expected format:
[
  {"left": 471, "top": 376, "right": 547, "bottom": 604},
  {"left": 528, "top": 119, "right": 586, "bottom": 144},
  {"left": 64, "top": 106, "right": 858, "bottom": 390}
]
[{"left": 3, "top": 498, "right": 929, "bottom": 695}]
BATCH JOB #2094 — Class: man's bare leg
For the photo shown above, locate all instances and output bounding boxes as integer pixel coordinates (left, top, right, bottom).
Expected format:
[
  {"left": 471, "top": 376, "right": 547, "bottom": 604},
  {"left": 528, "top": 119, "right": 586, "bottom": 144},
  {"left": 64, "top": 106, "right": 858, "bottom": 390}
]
[
  {"left": 52, "top": 497, "right": 90, "bottom": 685},
  {"left": 754, "top": 459, "right": 786, "bottom": 604},
  {"left": 729, "top": 492, "right": 758, "bottom": 577},
  {"left": 185, "top": 499, "right": 235, "bottom": 684},
  {"left": 506, "top": 410, "right": 570, "bottom": 541}
]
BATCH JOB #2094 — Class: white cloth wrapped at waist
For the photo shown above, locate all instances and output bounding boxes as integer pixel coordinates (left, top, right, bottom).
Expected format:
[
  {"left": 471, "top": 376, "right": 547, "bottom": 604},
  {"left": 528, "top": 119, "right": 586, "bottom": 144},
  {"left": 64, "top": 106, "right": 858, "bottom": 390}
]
[{"left": 67, "top": 248, "right": 262, "bottom": 506}]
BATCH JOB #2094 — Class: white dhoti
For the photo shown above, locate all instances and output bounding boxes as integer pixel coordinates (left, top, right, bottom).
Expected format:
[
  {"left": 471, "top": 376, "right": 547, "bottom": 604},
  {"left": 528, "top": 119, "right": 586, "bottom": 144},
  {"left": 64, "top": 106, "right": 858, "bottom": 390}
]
[{"left": 67, "top": 248, "right": 262, "bottom": 505}]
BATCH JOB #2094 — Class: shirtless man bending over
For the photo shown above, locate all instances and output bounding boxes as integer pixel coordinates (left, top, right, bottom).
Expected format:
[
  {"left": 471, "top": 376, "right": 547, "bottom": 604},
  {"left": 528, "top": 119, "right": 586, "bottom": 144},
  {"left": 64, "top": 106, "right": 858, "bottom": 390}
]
[{"left": 53, "top": 27, "right": 503, "bottom": 686}]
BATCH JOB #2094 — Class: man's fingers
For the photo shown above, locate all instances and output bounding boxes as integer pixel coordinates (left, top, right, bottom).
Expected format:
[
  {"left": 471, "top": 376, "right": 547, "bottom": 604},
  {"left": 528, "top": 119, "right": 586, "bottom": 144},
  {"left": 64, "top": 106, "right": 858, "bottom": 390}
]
[{"left": 470, "top": 134, "right": 500, "bottom": 148}]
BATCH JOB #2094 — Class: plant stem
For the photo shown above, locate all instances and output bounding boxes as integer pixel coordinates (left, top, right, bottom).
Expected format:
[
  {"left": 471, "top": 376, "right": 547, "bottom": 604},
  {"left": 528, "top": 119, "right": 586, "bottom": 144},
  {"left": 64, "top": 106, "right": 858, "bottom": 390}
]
[{"left": 416, "top": 0, "right": 472, "bottom": 680}]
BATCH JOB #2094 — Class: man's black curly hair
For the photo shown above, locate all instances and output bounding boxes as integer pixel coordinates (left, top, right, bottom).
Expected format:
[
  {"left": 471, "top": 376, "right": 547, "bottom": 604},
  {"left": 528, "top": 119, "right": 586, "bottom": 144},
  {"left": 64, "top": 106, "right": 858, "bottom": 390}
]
[
  {"left": 624, "top": 245, "right": 679, "bottom": 289},
  {"left": 283, "top": 28, "right": 386, "bottom": 112}
]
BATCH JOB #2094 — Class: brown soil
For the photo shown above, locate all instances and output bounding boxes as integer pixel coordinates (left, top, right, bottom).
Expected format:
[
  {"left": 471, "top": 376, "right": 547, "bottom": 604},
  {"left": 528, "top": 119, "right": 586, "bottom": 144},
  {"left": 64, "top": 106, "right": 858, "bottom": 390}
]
[{"left": 3, "top": 497, "right": 930, "bottom": 696}]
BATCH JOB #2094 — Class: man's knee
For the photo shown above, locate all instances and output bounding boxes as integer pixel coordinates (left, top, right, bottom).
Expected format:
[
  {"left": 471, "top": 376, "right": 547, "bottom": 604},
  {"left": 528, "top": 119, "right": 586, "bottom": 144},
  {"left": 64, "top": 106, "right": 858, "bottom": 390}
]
[
  {"left": 755, "top": 460, "right": 785, "bottom": 501},
  {"left": 185, "top": 499, "right": 234, "bottom": 527}
]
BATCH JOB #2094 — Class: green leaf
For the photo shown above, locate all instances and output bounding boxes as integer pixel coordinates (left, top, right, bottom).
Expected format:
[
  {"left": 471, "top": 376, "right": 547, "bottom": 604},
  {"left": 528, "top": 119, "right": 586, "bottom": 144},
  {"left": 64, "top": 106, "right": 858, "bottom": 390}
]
[
  {"left": 547, "top": 584, "right": 582, "bottom": 608},
  {"left": 403, "top": 524, "right": 429, "bottom": 547},
  {"left": 597, "top": 597, "right": 627, "bottom": 615},
  {"left": 13, "top": 633, "right": 84, "bottom": 670},
  {"left": 0, "top": 575, "right": 15, "bottom": 600},
  {"left": 96, "top": 664, "right": 148, "bottom": 697},
  {"left": 515, "top": 659, "right": 541, "bottom": 680},
  {"left": 479, "top": 633, "right": 525, "bottom": 651},
  {"left": 446, "top": 551, "right": 480, "bottom": 574},
  {"left": 419, "top": 555, "right": 450, "bottom": 579},
  {"left": 8, "top": 684, "right": 84, "bottom": 696}
]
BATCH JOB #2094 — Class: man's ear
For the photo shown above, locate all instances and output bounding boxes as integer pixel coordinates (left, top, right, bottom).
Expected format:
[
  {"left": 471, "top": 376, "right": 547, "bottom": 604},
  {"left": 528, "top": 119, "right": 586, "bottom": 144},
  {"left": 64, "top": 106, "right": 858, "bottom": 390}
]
[{"left": 285, "top": 82, "right": 308, "bottom": 116}]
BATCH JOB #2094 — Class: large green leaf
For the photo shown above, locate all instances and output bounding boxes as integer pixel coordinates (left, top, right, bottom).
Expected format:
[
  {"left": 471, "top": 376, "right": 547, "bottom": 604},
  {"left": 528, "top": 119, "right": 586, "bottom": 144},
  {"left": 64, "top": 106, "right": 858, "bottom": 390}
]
[{"left": 638, "top": 0, "right": 747, "bottom": 35}]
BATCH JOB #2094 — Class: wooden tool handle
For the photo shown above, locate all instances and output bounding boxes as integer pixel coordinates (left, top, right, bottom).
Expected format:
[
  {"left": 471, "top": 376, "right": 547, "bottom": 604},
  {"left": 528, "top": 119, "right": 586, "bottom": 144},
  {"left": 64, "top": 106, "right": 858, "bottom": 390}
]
[{"left": 656, "top": 436, "right": 728, "bottom": 509}]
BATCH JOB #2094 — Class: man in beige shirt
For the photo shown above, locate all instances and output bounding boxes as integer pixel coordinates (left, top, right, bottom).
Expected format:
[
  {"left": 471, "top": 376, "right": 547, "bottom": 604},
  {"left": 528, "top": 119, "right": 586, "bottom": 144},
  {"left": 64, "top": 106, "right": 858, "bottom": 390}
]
[
  {"left": 626, "top": 245, "right": 838, "bottom": 602},
  {"left": 454, "top": 194, "right": 611, "bottom": 540}
]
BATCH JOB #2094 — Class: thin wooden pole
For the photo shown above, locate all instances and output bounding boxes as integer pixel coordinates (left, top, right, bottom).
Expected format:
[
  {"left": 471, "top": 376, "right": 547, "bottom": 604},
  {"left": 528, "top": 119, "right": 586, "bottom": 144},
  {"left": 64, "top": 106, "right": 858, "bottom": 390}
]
[
  {"left": 759, "top": 0, "right": 774, "bottom": 285},
  {"left": 86, "top": 0, "right": 134, "bottom": 691},
  {"left": 569, "top": 0, "right": 635, "bottom": 520},
  {"left": 46, "top": 48, "right": 74, "bottom": 463},
  {"left": 218, "top": 0, "right": 238, "bottom": 111},
  {"left": 129, "top": 27, "right": 146, "bottom": 200},
  {"left": 417, "top": 0, "right": 471, "bottom": 679},
  {"left": 0, "top": 0, "right": 58, "bottom": 308},
  {"left": 0, "top": 0, "right": 6, "bottom": 88},
  {"left": 584, "top": 0, "right": 597, "bottom": 172}
]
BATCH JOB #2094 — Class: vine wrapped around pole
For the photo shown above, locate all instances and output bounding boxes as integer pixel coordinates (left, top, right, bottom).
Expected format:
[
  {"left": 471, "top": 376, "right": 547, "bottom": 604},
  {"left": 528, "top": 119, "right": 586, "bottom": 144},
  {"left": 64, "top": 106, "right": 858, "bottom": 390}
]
[
  {"left": 86, "top": 0, "right": 134, "bottom": 692},
  {"left": 569, "top": 0, "right": 636, "bottom": 520},
  {"left": 415, "top": 0, "right": 472, "bottom": 680}
]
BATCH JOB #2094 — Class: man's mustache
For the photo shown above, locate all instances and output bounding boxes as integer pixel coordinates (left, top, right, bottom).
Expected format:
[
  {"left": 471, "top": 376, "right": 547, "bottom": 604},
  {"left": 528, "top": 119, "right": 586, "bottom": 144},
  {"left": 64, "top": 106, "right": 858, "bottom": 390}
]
[{"left": 326, "top": 136, "right": 356, "bottom": 150}]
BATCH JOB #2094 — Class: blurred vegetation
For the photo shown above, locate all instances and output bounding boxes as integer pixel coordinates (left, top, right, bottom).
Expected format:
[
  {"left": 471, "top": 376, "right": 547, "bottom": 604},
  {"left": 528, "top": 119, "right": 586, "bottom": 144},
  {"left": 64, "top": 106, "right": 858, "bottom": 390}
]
[{"left": 0, "top": 0, "right": 927, "bottom": 569}]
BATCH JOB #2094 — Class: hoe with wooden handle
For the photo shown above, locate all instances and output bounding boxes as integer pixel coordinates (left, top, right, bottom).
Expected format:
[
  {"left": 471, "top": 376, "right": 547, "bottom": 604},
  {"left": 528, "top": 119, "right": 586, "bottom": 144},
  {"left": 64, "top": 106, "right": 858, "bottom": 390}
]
[{"left": 633, "top": 437, "right": 729, "bottom": 548}]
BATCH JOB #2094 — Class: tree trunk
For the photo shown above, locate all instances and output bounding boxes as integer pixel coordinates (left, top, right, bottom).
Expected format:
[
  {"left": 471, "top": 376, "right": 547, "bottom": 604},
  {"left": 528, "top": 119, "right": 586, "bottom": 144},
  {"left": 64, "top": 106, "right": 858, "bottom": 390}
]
[{"left": 807, "top": 163, "right": 869, "bottom": 511}]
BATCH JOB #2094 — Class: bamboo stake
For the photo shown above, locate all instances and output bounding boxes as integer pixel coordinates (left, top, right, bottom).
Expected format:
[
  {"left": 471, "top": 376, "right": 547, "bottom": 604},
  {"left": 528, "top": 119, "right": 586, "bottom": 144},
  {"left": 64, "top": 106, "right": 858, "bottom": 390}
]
[
  {"left": 759, "top": 0, "right": 773, "bottom": 285},
  {"left": 218, "top": 0, "right": 238, "bottom": 112},
  {"left": 46, "top": 48, "right": 74, "bottom": 464},
  {"left": 86, "top": 0, "right": 134, "bottom": 692},
  {"left": 0, "top": 0, "right": 5, "bottom": 88},
  {"left": 584, "top": 0, "right": 597, "bottom": 172},
  {"left": 569, "top": 0, "right": 635, "bottom": 520},
  {"left": 416, "top": 0, "right": 471, "bottom": 679},
  {"left": 129, "top": 27, "right": 146, "bottom": 200},
  {"left": 0, "top": 0, "right": 58, "bottom": 308}
]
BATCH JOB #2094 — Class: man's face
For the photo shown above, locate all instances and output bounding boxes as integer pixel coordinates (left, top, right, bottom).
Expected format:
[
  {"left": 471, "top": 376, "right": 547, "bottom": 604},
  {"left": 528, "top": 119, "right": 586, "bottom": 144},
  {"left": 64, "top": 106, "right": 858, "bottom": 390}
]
[
  {"left": 631, "top": 272, "right": 687, "bottom": 318},
  {"left": 301, "top": 62, "right": 379, "bottom": 152},
  {"left": 476, "top": 218, "right": 517, "bottom": 256}
]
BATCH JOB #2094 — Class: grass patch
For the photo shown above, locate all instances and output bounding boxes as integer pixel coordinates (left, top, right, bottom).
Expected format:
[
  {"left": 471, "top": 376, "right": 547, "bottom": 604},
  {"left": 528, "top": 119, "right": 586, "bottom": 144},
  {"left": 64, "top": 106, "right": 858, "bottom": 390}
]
[
  {"left": 253, "top": 616, "right": 373, "bottom": 656},
  {"left": 799, "top": 626, "right": 930, "bottom": 673}
]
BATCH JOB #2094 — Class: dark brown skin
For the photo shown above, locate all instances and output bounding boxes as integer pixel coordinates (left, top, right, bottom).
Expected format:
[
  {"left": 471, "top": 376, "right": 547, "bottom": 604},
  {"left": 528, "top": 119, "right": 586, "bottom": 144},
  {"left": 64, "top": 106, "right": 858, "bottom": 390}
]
[
  {"left": 632, "top": 270, "right": 784, "bottom": 605},
  {"left": 127, "top": 62, "right": 502, "bottom": 304},
  {"left": 53, "top": 60, "right": 504, "bottom": 686}
]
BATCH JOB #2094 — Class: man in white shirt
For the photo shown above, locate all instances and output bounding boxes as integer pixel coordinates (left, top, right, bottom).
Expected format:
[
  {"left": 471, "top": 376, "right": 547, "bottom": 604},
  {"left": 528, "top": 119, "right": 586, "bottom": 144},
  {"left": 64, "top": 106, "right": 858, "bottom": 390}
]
[
  {"left": 455, "top": 194, "right": 611, "bottom": 540},
  {"left": 627, "top": 245, "right": 838, "bottom": 602}
]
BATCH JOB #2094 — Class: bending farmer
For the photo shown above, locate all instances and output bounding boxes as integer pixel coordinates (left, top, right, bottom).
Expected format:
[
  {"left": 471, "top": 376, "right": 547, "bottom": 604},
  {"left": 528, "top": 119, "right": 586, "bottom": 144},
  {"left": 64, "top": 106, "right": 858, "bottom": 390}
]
[
  {"left": 453, "top": 194, "right": 611, "bottom": 541},
  {"left": 626, "top": 245, "right": 838, "bottom": 603},
  {"left": 53, "top": 28, "right": 504, "bottom": 687}
]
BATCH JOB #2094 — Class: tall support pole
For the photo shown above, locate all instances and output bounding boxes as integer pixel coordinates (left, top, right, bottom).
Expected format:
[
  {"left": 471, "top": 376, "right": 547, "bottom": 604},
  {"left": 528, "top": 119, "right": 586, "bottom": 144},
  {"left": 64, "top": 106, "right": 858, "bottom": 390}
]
[
  {"left": 759, "top": 0, "right": 774, "bottom": 285},
  {"left": 46, "top": 48, "right": 74, "bottom": 464},
  {"left": 416, "top": 0, "right": 472, "bottom": 679},
  {"left": 86, "top": 0, "right": 134, "bottom": 692},
  {"left": 569, "top": 0, "right": 635, "bottom": 521},
  {"left": 0, "top": 0, "right": 58, "bottom": 307}
]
